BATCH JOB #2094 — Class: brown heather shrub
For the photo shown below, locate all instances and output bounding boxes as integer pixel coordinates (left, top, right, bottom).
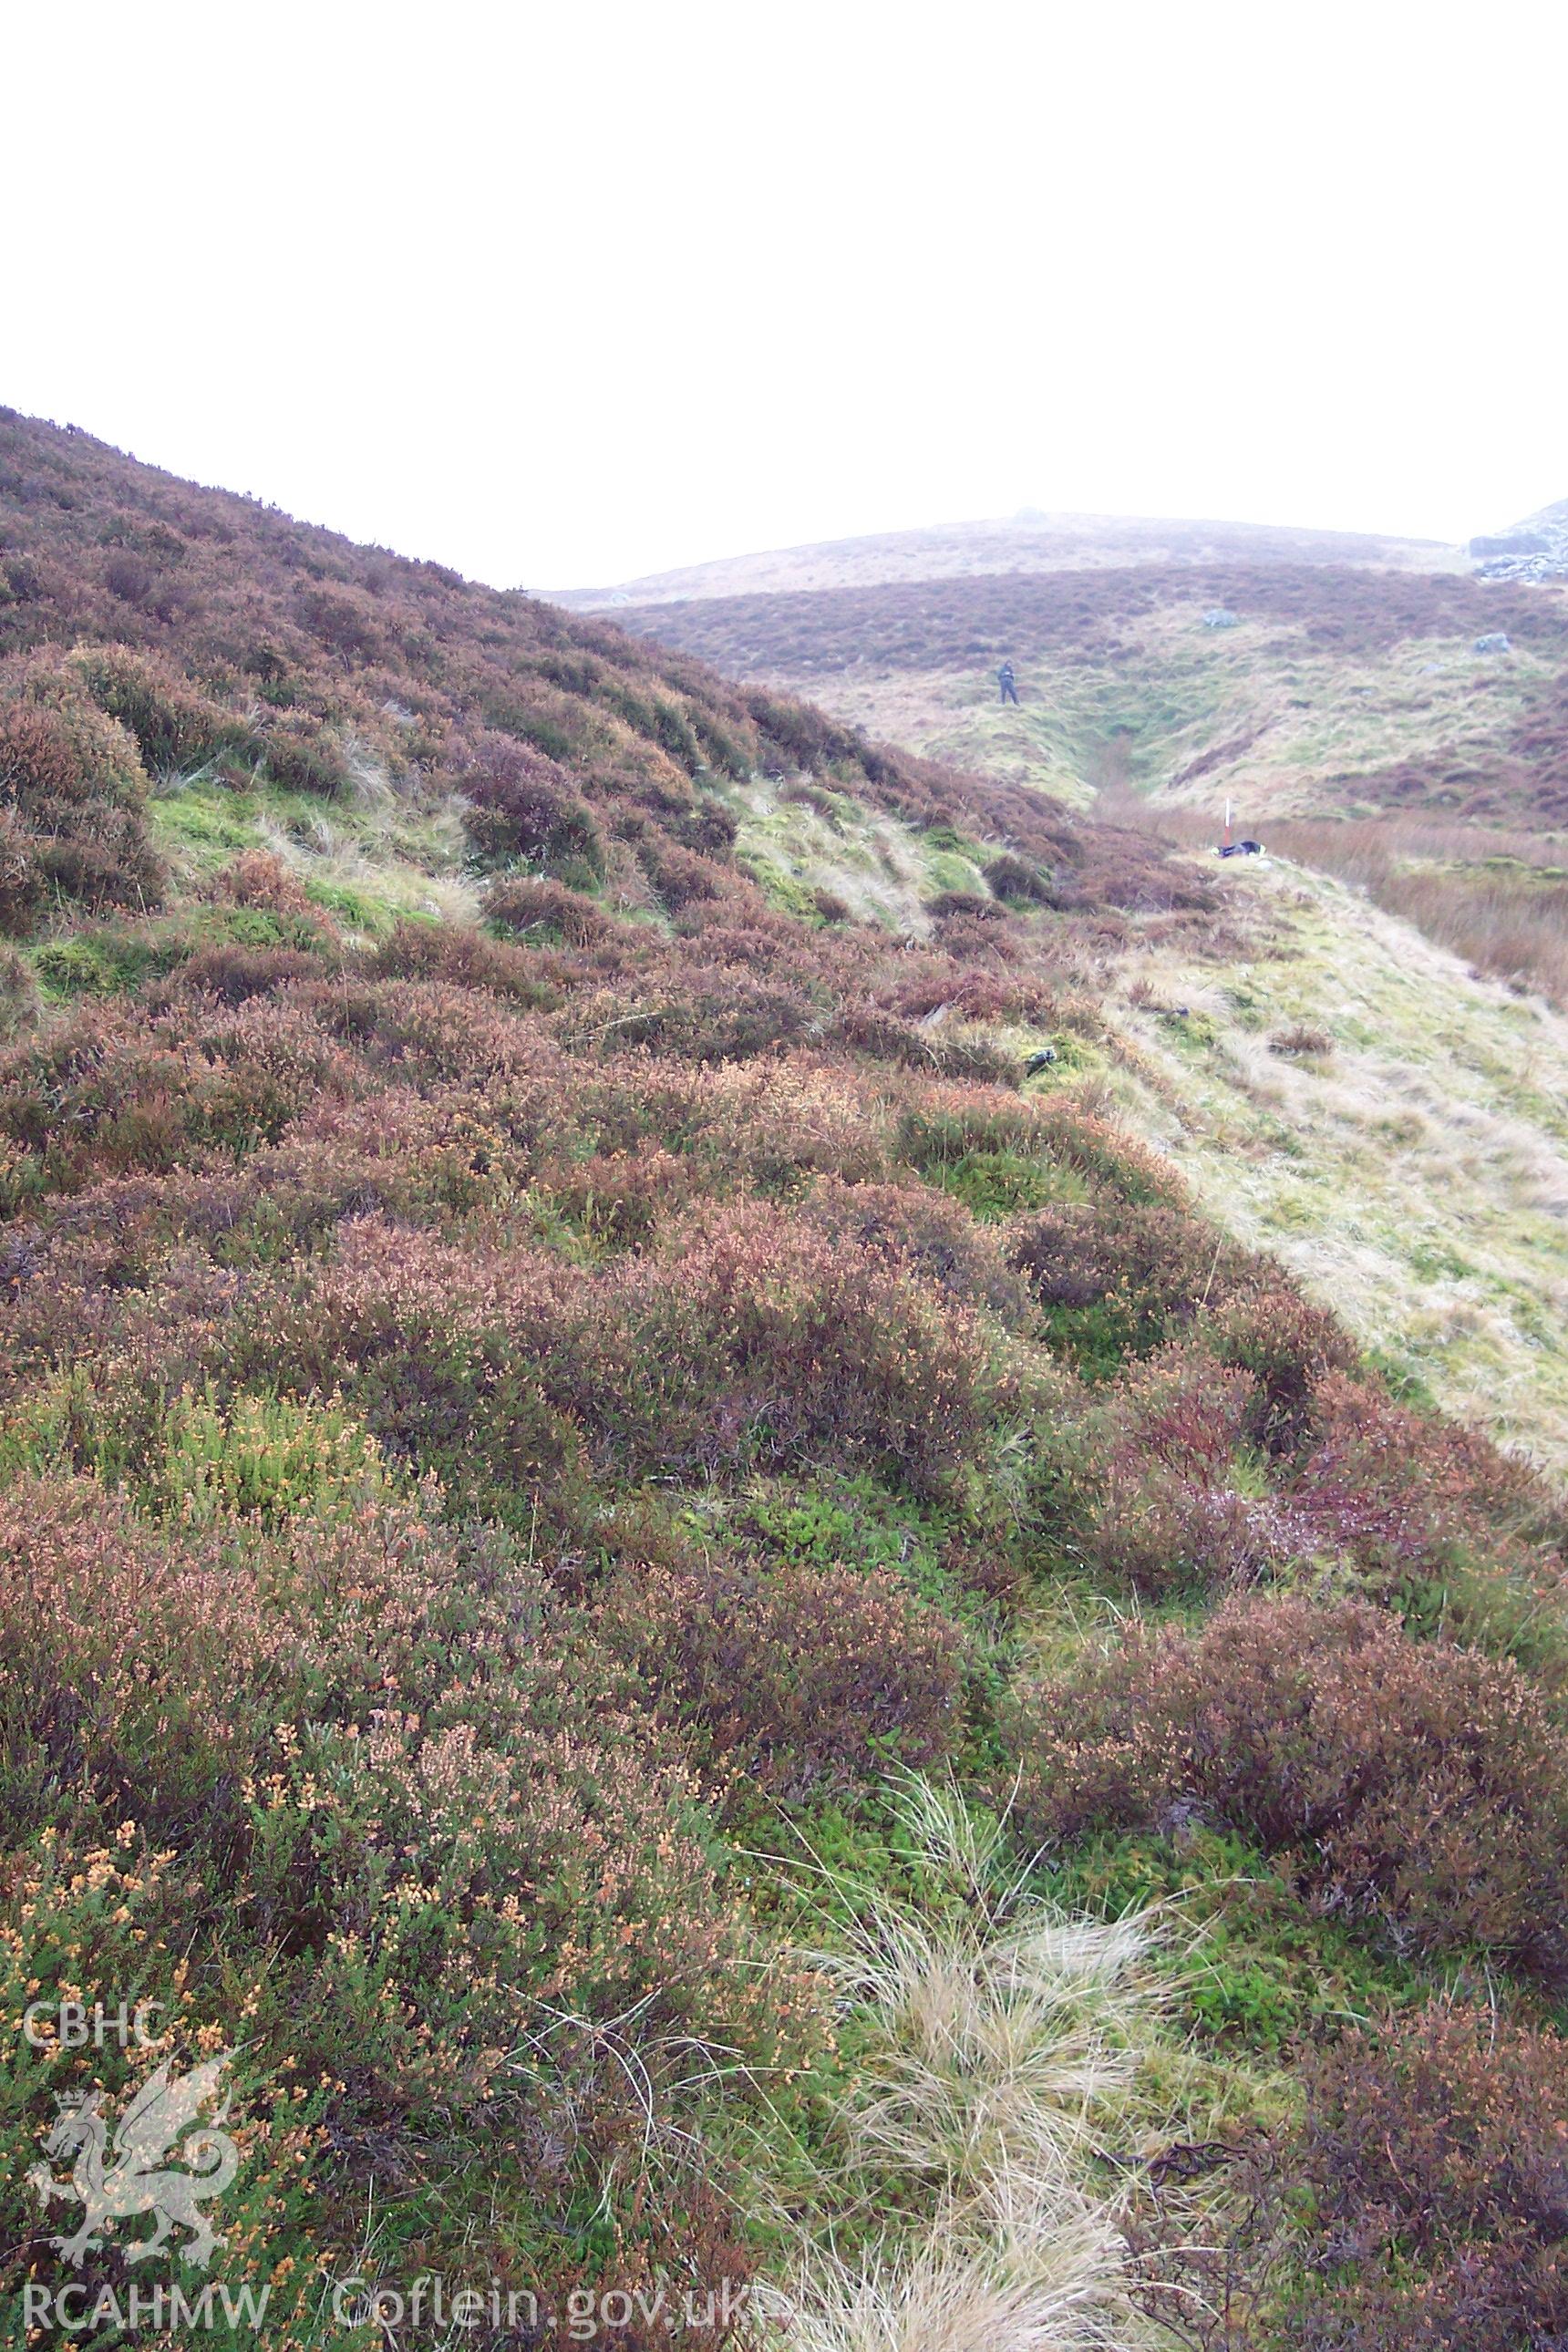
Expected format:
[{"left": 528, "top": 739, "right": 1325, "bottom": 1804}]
[
  {"left": 294, "top": 581, "right": 387, "bottom": 664},
  {"left": 0, "top": 660, "right": 163, "bottom": 922},
  {"left": 1208, "top": 1282, "right": 1358, "bottom": 1452},
  {"left": 1084, "top": 1470, "right": 1309, "bottom": 1597},
  {"left": 614, "top": 1201, "right": 1003, "bottom": 1492},
  {"left": 102, "top": 551, "right": 153, "bottom": 606},
  {"left": 741, "top": 686, "right": 868, "bottom": 777},
  {"left": 798, "top": 1173, "right": 1033, "bottom": 1320},
  {"left": 179, "top": 1191, "right": 999, "bottom": 1514},
  {"left": 451, "top": 727, "right": 604, "bottom": 878},
  {"left": 882, "top": 949, "right": 1073, "bottom": 1028},
  {"left": 1011, "top": 1195, "right": 1245, "bottom": 1369},
  {"left": 1132, "top": 1999, "right": 1568, "bottom": 2350},
  {"left": 485, "top": 872, "right": 610, "bottom": 944},
  {"left": 1005, "top": 1594, "right": 1568, "bottom": 1969},
  {"left": 1279, "top": 2001, "right": 1568, "bottom": 2351},
  {"left": 1292, "top": 1369, "right": 1556, "bottom": 1591},
  {"left": 208, "top": 844, "right": 315, "bottom": 915},
  {"left": 246, "top": 1087, "right": 531, "bottom": 1228},
  {"left": 1110, "top": 1343, "right": 1255, "bottom": 1476},
  {"left": 224, "top": 1219, "right": 592, "bottom": 1522},
  {"left": 0, "top": 805, "right": 40, "bottom": 932},
  {"left": 595, "top": 1554, "right": 965, "bottom": 1800},
  {"left": 366, "top": 914, "right": 560, "bottom": 1006},
  {"left": 636, "top": 834, "right": 732, "bottom": 912},
  {"left": 0, "top": 941, "right": 36, "bottom": 1038},
  {"left": 0, "top": 993, "right": 361, "bottom": 1202},
  {"left": 929, "top": 887, "right": 1000, "bottom": 923},
  {"left": 0, "top": 1474, "right": 294, "bottom": 1838},
  {"left": 1073, "top": 819, "right": 1221, "bottom": 913},
  {"left": 566, "top": 964, "right": 817, "bottom": 1063},
  {"left": 174, "top": 940, "right": 324, "bottom": 1004},
  {"left": 1268, "top": 1020, "right": 1332, "bottom": 1057},
  {"left": 0, "top": 1082, "right": 536, "bottom": 1294},
  {"left": 292, "top": 1027, "right": 882, "bottom": 1202},
  {"left": 64, "top": 643, "right": 245, "bottom": 775},
  {"left": 0, "top": 1473, "right": 815, "bottom": 2285},
  {"left": 617, "top": 1054, "right": 887, "bottom": 1191},
  {"left": 309, "top": 972, "right": 566, "bottom": 1082},
  {"left": 1073, "top": 1350, "right": 1315, "bottom": 1594},
  {"left": 253, "top": 704, "right": 356, "bottom": 798},
  {"left": 836, "top": 1001, "right": 1021, "bottom": 1084},
  {"left": 667, "top": 907, "right": 827, "bottom": 976},
  {"left": 537, "top": 1144, "right": 697, "bottom": 1252},
  {"left": 985, "top": 850, "right": 1057, "bottom": 904}
]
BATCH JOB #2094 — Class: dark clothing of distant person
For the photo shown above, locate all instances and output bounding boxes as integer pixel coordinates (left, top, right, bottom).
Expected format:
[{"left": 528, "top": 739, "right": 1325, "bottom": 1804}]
[{"left": 998, "top": 663, "right": 1019, "bottom": 705}]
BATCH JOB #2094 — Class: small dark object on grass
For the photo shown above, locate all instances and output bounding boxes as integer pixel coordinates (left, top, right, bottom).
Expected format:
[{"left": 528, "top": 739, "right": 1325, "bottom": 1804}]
[
  {"left": 1024, "top": 1046, "right": 1057, "bottom": 1073},
  {"left": 1148, "top": 2139, "right": 1241, "bottom": 2188},
  {"left": 1218, "top": 839, "right": 1263, "bottom": 858},
  {"left": 1096, "top": 2137, "right": 1241, "bottom": 2184}
]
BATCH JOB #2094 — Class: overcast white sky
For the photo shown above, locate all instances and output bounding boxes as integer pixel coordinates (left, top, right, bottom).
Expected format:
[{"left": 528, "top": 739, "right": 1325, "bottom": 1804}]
[{"left": 6, "top": 2, "right": 1565, "bottom": 589}]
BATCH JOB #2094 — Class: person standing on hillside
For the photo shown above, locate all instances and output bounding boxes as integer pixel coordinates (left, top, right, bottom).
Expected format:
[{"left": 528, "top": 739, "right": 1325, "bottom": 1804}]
[{"left": 997, "top": 660, "right": 1019, "bottom": 705}]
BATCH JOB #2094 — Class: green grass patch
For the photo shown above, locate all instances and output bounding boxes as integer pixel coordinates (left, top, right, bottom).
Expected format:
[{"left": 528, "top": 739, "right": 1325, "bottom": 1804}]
[
  {"left": 1047, "top": 1828, "right": 1425, "bottom": 2052},
  {"left": 27, "top": 905, "right": 323, "bottom": 999},
  {"left": 926, "top": 1149, "right": 1083, "bottom": 1218}
]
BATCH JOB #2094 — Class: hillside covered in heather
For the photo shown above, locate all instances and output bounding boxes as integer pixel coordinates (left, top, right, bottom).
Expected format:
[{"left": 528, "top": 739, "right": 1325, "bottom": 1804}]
[{"left": 5, "top": 410, "right": 1568, "bottom": 2352}]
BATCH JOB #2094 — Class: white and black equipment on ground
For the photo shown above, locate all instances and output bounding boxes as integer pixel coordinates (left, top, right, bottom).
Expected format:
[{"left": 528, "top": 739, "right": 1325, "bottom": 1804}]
[{"left": 1216, "top": 799, "right": 1264, "bottom": 858}]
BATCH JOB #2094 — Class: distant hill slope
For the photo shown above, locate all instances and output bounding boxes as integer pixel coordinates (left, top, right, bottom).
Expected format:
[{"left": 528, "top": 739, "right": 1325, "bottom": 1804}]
[
  {"left": 604, "top": 559, "right": 1568, "bottom": 827},
  {"left": 556, "top": 511, "right": 1465, "bottom": 608}
]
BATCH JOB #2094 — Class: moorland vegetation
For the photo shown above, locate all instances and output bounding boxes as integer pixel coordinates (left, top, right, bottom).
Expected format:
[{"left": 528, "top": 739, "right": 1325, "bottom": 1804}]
[{"left": 3, "top": 410, "right": 1567, "bottom": 2349}]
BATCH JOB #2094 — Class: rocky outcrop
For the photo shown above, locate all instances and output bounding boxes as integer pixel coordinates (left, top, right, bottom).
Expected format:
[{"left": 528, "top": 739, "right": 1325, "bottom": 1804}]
[{"left": 1470, "top": 500, "right": 1568, "bottom": 583}]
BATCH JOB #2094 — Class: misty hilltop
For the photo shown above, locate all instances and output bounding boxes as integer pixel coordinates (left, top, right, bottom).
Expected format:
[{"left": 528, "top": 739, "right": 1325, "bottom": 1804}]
[{"left": 556, "top": 509, "right": 1467, "bottom": 610}]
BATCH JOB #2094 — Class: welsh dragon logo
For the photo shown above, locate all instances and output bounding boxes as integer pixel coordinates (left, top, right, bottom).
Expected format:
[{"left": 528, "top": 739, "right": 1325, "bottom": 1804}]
[{"left": 28, "top": 2052, "right": 239, "bottom": 2269}]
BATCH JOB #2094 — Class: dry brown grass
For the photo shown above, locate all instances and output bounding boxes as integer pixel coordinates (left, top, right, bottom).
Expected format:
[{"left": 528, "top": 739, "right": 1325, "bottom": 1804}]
[{"left": 1112, "top": 797, "right": 1568, "bottom": 1006}]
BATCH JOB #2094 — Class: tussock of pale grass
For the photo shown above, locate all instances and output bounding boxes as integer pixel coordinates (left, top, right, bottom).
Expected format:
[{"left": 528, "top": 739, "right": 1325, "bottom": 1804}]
[
  {"left": 761, "top": 2208, "right": 1140, "bottom": 2352},
  {"left": 253, "top": 800, "right": 483, "bottom": 930},
  {"left": 766, "top": 1779, "right": 1171, "bottom": 2352},
  {"left": 341, "top": 728, "right": 399, "bottom": 810},
  {"left": 809, "top": 1901, "right": 1157, "bottom": 2195}
]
